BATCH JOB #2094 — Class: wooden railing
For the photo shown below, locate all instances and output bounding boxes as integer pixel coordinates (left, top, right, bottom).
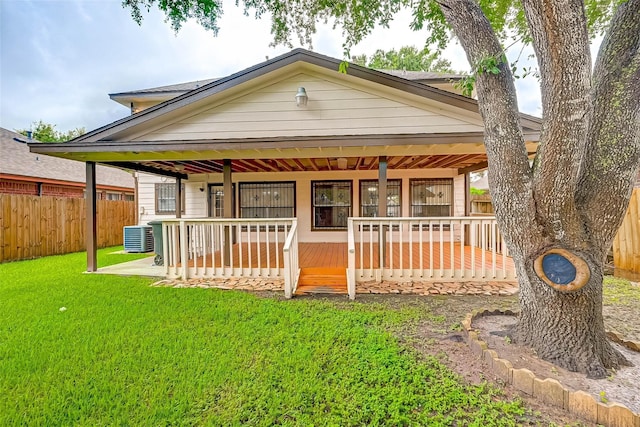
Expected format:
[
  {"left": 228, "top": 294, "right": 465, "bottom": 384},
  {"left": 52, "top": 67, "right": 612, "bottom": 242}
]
[
  {"left": 347, "top": 217, "right": 514, "bottom": 286},
  {"left": 161, "top": 218, "right": 297, "bottom": 282},
  {"left": 283, "top": 220, "right": 300, "bottom": 298}
]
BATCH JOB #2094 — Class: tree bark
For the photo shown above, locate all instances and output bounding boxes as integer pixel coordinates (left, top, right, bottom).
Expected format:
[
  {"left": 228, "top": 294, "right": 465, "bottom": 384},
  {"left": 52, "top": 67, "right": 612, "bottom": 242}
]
[
  {"left": 513, "top": 249, "right": 630, "bottom": 378},
  {"left": 439, "top": 0, "right": 638, "bottom": 378}
]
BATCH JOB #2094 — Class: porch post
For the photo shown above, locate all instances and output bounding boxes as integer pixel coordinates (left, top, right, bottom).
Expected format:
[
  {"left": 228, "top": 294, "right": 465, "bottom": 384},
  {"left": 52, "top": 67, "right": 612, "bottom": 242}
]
[
  {"left": 378, "top": 156, "right": 388, "bottom": 265},
  {"left": 175, "top": 178, "right": 182, "bottom": 219},
  {"left": 223, "top": 159, "right": 232, "bottom": 266},
  {"left": 464, "top": 172, "right": 470, "bottom": 244},
  {"left": 377, "top": 156, "right": 388, "bottom": 217},
  {"left": 86, "top": 162, "right": 97, "bottom": 272}
]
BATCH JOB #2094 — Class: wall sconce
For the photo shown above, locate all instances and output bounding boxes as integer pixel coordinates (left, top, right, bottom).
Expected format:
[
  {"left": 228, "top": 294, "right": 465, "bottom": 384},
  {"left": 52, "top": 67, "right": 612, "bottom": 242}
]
[
  {"left": 295, "top": 87, "right": 308, "bottom": 107},
  {"left": 337, "top": 157, "right": 348, "bottom": 170}
]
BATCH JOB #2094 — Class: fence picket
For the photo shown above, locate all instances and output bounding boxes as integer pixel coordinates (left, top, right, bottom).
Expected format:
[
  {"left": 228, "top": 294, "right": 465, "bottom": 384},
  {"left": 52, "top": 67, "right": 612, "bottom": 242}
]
[{"left": 0, "top": 194, "right": 135, "bottom": 262}]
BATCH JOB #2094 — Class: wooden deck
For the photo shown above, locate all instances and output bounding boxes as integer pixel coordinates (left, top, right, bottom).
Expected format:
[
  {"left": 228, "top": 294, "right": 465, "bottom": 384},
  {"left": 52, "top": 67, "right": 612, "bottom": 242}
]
[{"left": 183, "top": 242, "right": 513, "bottom": 271}]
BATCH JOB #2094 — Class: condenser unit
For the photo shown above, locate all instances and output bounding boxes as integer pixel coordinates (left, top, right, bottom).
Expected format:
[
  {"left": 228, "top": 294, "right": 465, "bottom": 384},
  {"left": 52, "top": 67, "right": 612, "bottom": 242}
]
[{"left": 123, "top": 225, "right": 154, "bottom": 253}]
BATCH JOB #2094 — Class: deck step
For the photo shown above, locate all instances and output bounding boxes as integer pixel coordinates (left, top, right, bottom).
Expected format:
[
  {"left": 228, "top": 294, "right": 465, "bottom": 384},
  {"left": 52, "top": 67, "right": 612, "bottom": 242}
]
[{"left": 295, "top": 268, "right": 347, "bottom": 295}]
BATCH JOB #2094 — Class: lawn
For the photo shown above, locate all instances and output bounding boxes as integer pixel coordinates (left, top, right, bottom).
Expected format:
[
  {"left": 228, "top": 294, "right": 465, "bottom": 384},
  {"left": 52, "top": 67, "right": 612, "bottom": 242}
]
[{"left": 0, "top": 247, "right": 529, "bottom": 426}]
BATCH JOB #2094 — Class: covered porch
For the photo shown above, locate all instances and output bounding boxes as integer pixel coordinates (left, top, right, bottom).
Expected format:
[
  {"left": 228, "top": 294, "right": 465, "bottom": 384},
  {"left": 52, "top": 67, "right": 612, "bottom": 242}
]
[{"left": 160, "top": 216, "right": 515, "bottom": 299}]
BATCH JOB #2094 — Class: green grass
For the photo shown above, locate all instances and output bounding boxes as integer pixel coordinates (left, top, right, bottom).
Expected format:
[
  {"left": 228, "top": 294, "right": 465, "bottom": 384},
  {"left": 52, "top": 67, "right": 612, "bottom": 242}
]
[
  {"left": 1, "top": 248, "right": 528, "bottom": 426},
  {"left": 603, "top": 276, "right": 640, "bottom": 305}
]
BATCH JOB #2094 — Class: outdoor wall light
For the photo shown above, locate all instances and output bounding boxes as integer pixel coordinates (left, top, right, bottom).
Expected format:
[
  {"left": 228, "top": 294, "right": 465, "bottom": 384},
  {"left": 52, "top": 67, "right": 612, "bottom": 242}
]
[{"left": 295, "top": 87, "right": 308, "bottom": 107}]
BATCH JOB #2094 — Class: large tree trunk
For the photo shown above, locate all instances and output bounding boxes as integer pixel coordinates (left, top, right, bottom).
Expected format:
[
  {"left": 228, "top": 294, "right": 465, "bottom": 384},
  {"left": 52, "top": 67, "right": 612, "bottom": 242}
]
[
  {"left": 439, "top": 0, "right": 640, "bottom": 378},
  {"left": 511, "top": 249, "right": 630, "bottom": 378}
]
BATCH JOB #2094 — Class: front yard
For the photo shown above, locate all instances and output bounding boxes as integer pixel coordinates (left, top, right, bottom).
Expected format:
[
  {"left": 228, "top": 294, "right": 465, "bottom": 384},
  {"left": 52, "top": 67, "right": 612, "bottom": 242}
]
[{"left": 1, "top": 248, "right": 635, "bottom": 426}]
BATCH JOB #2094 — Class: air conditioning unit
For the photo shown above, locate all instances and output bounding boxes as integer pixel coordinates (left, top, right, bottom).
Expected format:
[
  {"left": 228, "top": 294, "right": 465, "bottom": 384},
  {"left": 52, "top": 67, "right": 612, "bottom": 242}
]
[{"left": 123, "top": 226, "right": 154, "bottom": 253}]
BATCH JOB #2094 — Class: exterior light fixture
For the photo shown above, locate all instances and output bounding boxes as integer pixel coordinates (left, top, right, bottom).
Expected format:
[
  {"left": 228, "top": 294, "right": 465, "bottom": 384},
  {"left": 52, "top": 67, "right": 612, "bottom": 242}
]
[
  {"left": 337, "top": 157, "right": 348, "bottom": 170},
  {"left": 295, "top": 87, "right": 308, "bottom": 107},
  {"left": 174, "top": 163, "right": 185, "bottom": 172}
]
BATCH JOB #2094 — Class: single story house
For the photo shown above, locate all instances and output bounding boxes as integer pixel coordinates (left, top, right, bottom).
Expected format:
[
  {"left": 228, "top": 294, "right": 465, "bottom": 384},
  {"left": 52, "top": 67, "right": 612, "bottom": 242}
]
[
  {"left": 1, "top": 127, "right": 134, "bottom": 200},
  {"left": 30, "top": 49, "right": 541, "bottom": 298}
]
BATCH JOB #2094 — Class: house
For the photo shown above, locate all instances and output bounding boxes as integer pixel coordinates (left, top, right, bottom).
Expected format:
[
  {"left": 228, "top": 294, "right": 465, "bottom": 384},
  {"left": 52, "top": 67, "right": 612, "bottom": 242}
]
[
  {"left": 30, "top": 49, "right": 541, "bottom": 298},
  {"left": 1, "top": 127, "right": 135, "bottom": 200}
]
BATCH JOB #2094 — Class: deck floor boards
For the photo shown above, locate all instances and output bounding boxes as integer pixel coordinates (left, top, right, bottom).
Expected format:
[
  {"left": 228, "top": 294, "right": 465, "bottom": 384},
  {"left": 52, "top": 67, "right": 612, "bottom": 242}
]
[{"left": 183, "top": 242, "right": 513, "bottom": 272}]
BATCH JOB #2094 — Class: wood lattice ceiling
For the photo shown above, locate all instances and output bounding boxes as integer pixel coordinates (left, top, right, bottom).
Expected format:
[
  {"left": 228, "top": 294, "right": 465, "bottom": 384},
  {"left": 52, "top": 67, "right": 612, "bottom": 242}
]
[{"left": 139, "top": 154, "right": 488, "bottom": 175}]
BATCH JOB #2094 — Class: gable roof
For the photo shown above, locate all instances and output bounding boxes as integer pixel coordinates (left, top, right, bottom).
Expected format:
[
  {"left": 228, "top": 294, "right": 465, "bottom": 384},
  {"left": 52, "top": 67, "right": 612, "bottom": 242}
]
[
  {"left": 1, "top": 128, "right": 134, "bottom": 189},
  {"left": 108, "top": 69, "right": 465, "bottom": 109},
  {"left": 29, "top": 48, "right": 541, "bottom": 178},
  {"left": 72, "top": 48, "right": 541, "bottom": 144}
]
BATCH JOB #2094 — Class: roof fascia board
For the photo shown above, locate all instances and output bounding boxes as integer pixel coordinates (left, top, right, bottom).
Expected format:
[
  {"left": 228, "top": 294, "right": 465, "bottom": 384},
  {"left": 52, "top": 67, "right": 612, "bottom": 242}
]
[
  {"left": 102, "top": 162, "right": 188, "bottom": 179},
  {"left": 31, "top": 131, "right": 539, "bottom": 155}
]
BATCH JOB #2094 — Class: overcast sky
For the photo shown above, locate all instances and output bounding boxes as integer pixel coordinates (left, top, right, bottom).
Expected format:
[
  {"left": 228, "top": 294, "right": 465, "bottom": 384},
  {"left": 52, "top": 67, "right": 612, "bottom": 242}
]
[{"left": 0, "top": 0, "right": 546, "bottom": 134}]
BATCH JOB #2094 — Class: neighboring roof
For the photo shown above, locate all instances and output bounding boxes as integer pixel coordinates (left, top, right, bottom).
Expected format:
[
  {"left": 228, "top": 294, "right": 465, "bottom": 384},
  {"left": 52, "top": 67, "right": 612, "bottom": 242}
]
[
  {"left": 109, "top": 78, "right": 220, "bottom": 108},
  {"left": 108, "top": 69, "right": 465, "bottom": 109},
  {"left": 1, "top": 127, "right": 134, "bottom": 189},
  {"left": 375, "top": 70, "right": 464, "bottom": 82}
]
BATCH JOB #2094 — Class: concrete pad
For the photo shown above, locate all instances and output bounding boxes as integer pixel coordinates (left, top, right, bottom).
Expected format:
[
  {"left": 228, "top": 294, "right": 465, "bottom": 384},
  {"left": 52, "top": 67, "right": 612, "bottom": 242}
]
[{"left": 92, "top": 256, "right": 164, "bottom": 277}]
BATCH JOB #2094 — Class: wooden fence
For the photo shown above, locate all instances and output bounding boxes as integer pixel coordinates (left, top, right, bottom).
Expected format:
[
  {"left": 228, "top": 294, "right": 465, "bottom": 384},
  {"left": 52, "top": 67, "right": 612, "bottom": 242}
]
[
  {"left": 613, "top": 189, "right": 640, "bottom": 274},
  {"left": 0, "top": 194, "right": 136, "bottom": 263}
]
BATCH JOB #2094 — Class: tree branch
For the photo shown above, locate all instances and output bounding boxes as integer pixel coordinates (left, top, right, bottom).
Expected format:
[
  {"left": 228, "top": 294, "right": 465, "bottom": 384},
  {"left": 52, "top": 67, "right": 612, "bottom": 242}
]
[
  {"left": 522, "top": 0, "right": 592, "bottom": 245},
  {"left": 577, "top": 0, "right": 640, "bottom": 255},
  {"left": 438, "top": 0, "right": 538, "bottom": 252}
]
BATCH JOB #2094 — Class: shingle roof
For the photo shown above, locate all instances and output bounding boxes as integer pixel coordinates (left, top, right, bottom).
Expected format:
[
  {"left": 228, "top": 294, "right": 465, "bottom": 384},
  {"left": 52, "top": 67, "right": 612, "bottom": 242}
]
[
  {"left": 110, "top": 78, "right": 219, "bottom": 97},
  {"left": 0, "top": 127, "right": 134, "bottom": 189},
  {"left": 109, "top": 70, "right": 463, "bottom": 98}
]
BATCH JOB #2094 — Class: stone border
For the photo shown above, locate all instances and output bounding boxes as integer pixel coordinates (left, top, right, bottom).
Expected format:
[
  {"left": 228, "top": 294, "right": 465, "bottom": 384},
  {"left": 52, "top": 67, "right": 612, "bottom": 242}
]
[
  {"left": 461, "top": 309, "right": 640, "bottom": 427},
  {"left": 356, "top": 280, "right": 519, "bottom": 296},
  {"left": 151, "top": 277, "right": 284, "bottom": 291}
]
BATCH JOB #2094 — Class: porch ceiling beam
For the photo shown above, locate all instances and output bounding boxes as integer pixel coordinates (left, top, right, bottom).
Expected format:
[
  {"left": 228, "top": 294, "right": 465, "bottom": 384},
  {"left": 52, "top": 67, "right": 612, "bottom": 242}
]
[
  {"left": 355, "top": 157, "right": 365, "bottom": 170},
  {"left": 273, "top": 159, "right": 294, "bottom": 172},
  {"left": 438, "top": 154, "right": 483, "bottom": 169},
  {"left": 255, "top": 159, "right": 279, "bottom": 172},
  {"left": 458, "top": 160, "right": 489, "bottom": 175},
  {"left": 242, "top": 159, "right": 272, "bottom": 172},
  {"left": 103, "top": 161, "right": 187, "bottom": 179},
  {"left": 292, "top": 158, "right": 306, "bottom": 171},
  {"left": 390, "top": 156, "right": 413, "bottom": 168},
  {"left": 415, "top": 156, "right": 441, "bottom": 169},
  {"left": 194, "top": 160, "right": 223, "bottom": 172},
  {"left": 309, "top": 159, "right": 320, "bottom": 171},
  {"left": 231, "top": 160, "right": 253, "bottom": 173},
  {"left": 404, "top": 156, "right": 432, "bottom": 169},
  {"left": 428, "top": 155, "right": 471, "bottom": 169}
]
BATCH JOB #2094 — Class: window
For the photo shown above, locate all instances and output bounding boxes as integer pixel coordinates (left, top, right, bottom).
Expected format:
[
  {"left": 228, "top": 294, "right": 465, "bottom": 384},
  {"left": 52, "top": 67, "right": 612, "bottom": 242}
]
[
  {"left": 239, "top": 182, "right": 295, "bottom": 218},
  {"left": 208, "top": 184, "right": 236, "bottom": 218},
  {"left": 124, "top": 194, "right": 135, "bottom": 202},
  {"left": 360, "top": 179, "right": 401, "bottom": 217},
  {"left": 106, "top": 192, "right": 121, "bottom": 201},
  {"left": 410, "top": 178, "right": 453, "bottom": 217},
  {"left": 312, "top": 181, "right": 352, "bottom": 230},
  {"left": 155, "top": 183, "right": 185, "bottom": 214}
]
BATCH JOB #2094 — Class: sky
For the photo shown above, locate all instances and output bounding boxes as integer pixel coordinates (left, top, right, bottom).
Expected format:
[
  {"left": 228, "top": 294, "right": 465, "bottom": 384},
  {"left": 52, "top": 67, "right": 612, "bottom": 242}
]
[{"left": 0, "top": 0, "right": 547, "bottom": 134}]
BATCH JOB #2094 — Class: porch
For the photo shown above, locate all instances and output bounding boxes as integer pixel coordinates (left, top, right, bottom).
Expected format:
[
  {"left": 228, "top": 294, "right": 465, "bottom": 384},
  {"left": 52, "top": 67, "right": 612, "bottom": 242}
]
[{"left": 161, "top": 216, "right": 516, "bottom": 299}]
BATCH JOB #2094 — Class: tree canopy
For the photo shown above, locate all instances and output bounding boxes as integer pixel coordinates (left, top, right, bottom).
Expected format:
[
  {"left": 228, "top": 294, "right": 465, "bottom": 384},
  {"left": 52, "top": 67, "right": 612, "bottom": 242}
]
[
  {"left": 122, "top": 0, "right": 621, "bottom": 54},
  {"left": 17, "top": 121, "right": 85, "bottom": 143},
  {"left": 352, "top": 46, "right": 454, "bottom": 73}
]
